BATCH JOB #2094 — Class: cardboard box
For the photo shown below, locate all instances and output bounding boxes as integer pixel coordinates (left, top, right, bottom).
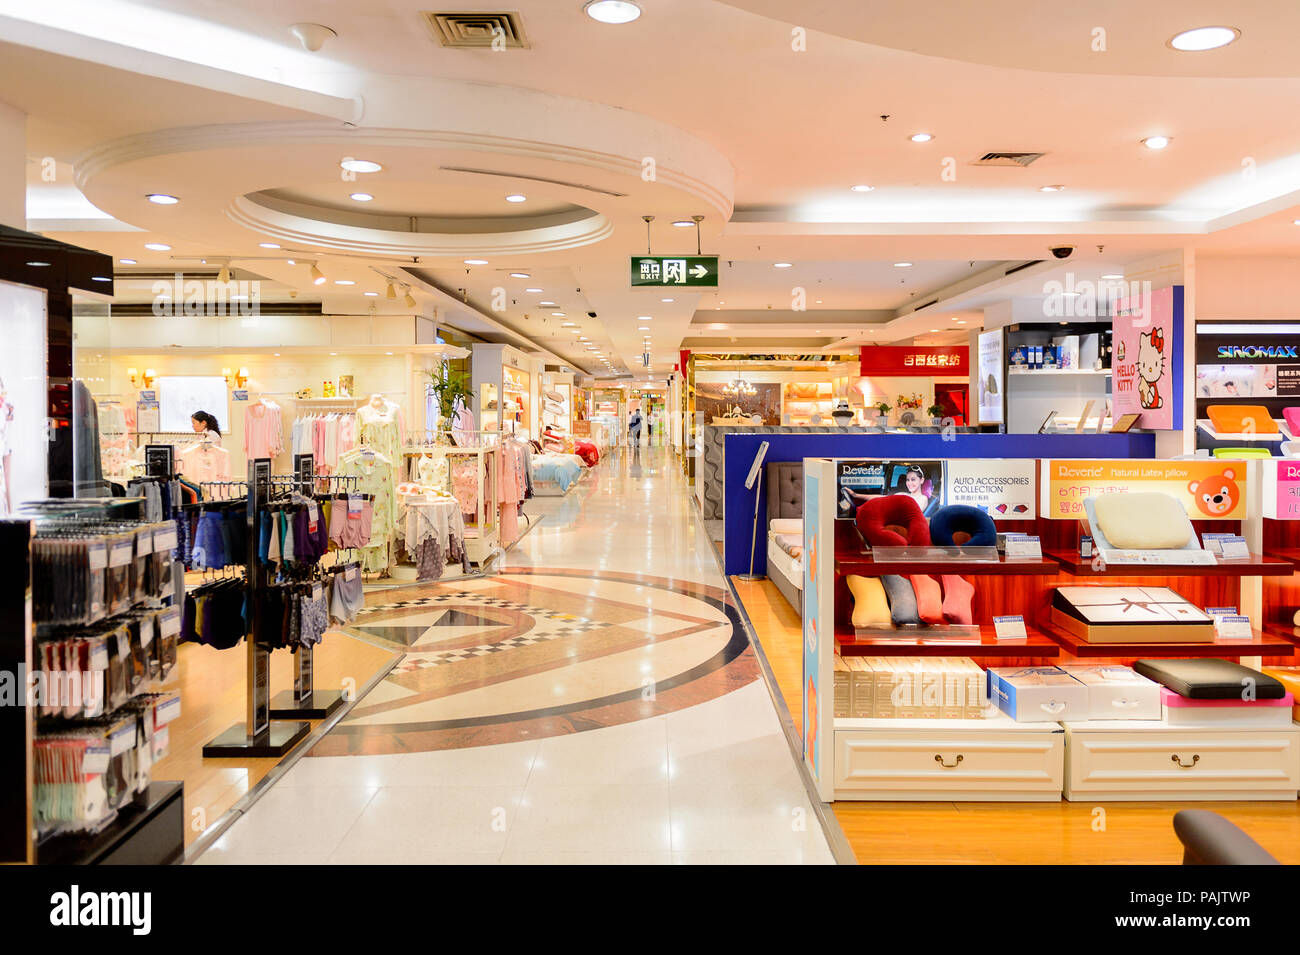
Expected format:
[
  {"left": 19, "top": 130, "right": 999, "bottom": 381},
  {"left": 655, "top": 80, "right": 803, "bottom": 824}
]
[
  {"left": 834, "top": 655, "right": 851, "bottom": 719},
  {"left": 1052, "top": 586, "right": 1214, "bottom": 643},
  {"left": 987, "top": 666, "right": 1089, "bottom": 722},
  {"left": 1161, "top": 688, "right": 1295, "bottom": 727},
  {"left": 1057, "top": 664, "right": 1162, "bottom": 720}
]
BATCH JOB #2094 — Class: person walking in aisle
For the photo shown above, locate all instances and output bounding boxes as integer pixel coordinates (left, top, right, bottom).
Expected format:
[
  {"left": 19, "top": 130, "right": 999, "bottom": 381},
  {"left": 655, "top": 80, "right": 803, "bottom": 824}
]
[{"left": 628, "top": 408, "right": 643, "bottom": 447}]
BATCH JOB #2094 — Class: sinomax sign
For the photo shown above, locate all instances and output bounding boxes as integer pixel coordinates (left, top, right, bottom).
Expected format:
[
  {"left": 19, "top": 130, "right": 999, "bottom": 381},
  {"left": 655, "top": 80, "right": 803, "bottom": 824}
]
[{"left": 1216, "top": 345, "right": 1300, "bottom": 359}]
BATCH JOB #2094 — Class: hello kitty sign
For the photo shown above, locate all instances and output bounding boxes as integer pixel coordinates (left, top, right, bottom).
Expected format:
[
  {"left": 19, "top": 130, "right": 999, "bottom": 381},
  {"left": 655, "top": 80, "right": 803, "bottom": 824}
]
[{"left": 1113, "top": 285, "right": 1181, "bottom": 430}]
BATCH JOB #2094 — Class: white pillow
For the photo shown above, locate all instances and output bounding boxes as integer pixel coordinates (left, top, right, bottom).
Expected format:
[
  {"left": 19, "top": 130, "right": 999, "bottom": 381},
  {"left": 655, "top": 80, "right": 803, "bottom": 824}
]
[
  {"left": 770, "top": 518, "right": 803, "bottom": 536},
  {"left": 1090, "top": 492, "right": 1195, "bottom": 550}
]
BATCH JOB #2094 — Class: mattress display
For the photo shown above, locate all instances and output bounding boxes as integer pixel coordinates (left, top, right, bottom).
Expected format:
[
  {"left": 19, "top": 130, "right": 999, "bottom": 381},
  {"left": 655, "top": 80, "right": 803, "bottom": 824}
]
[{"left": 1133, "top": 658, "right": 1286, "bottom": 700}]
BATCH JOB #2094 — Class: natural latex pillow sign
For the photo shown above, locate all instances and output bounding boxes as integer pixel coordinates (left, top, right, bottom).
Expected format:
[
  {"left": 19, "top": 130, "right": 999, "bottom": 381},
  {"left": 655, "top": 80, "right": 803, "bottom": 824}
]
[
  {"left": 1092, "top": 492, "right": 1193, "bottom": 550},
  {"left": 847, "top": 575, "right": 892, "bottom": 629}
]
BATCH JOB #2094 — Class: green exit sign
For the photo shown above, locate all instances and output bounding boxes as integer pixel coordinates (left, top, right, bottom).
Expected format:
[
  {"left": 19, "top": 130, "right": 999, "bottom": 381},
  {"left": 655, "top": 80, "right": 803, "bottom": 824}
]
[{"left": 630, "top": 255, "right": 718, "bottom": 287}]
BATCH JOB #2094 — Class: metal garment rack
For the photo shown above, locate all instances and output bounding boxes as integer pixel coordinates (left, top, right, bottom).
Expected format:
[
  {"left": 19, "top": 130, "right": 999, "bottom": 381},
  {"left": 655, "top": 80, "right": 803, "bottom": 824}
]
[{"left": 201, "top": 456, "right": 311, "bottom": 758}]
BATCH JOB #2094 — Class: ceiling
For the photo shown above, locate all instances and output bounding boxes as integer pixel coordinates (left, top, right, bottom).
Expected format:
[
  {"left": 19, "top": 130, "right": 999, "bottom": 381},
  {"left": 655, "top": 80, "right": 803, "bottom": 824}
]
[{"left": 4, "top": 0, "right": 1299, "bottom": 379}]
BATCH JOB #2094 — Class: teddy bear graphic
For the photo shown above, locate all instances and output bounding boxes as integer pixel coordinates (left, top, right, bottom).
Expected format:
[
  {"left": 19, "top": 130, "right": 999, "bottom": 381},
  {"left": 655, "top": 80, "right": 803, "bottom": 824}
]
[
  {"left": 1136, "top": 328, "right": 1165, "bottom": 410},
  {"left": 1188, "top": 468, "right": 1240, "bottom": 517}
]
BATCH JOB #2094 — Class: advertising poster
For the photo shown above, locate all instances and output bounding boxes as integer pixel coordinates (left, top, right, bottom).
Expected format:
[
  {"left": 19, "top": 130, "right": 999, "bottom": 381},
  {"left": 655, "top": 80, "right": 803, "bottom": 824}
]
[
  {"left": 1265, "top": 460, "right": 1300, "bottom": 520},
  {"left": 1113, "top": 285, "right": 1180, "bottom": 430},
  {"left": 944, "top": 460, "right": 1036, "bottom": 518},
  {"left": 802, "top": 471, "right": 821, "bottom": 779},
  {"left": 977, "top": 329, "right": 1004, "bottom": 425},
  {"left": 1042, "top": 459, "right": 1246, "bottom": 521},
  {"left": 836, "top": 459, "right": 945, "bottom": 519},
  {"left": 0, "top": 281, "right": 49, "bottom": 514}
]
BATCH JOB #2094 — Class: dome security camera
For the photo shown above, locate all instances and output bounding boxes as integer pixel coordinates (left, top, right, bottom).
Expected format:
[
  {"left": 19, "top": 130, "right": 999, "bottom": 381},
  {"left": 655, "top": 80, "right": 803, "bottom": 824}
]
[{"left": 1049, "top": 245, "right": 1075, "bottom": 260}]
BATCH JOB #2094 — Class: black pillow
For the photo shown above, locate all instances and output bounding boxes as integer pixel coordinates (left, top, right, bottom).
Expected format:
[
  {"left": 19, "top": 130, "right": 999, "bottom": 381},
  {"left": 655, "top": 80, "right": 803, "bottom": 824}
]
[{"left": 1133, "top": 658, "right": 1285, "bottom": 700}]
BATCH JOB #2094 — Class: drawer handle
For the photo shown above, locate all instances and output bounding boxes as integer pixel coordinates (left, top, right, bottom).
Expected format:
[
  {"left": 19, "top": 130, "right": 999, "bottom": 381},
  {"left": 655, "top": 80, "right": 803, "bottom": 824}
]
[
  {"left": 934, "top": 754, "right": 964, "bottom": 769},
  {"left": 1171, "top": 754, "right": 1200, "bottom": 769}
]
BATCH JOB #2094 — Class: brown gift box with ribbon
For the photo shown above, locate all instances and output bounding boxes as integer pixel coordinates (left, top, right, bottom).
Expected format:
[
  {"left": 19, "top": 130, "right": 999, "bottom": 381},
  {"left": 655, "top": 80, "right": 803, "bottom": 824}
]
[{"left": 1051, "top": 586, "right": 1215, "bottom": 643}]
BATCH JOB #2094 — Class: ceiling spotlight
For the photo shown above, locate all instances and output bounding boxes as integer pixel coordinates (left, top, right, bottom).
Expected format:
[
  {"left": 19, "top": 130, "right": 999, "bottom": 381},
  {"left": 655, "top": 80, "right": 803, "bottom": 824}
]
[
  {"left": 510, "top": 272, "right": 530, "bottom": 278},
  {"left": 310, "top": 263, "right": 326, "bottom": 285},
  {"left": 1169, "top": 26, "right": 1239, "bottom": 51},
  {"left": 909, "top": 132, "right": 934, "bottom": 143},
  {"left": 638, "top": 315, "right": 652, "bottom": 320},
  {"left": 403, "top": 289, "right": 417, "bottom": 308},
  {"left": 893, "top": 261, "right": 913, "bottom": 268},
  {"left": 364, "top": 291, "right": 379, "bottom": 296},
  {"left": 334, "top": 279, "right": 355, "bottom": 286},
  {"left": 956, "top": 320, "right": 968, "bottom": 325},
  {"left": 340, "top": 159, "right": 382, "bottom": 173},
  {"left": 850, "top": 184, "right": 874, "bottom": 192},
  {"left": 464, "top": 258, "right": 488, "bottom": 265},
  {"left": 1039, "top": 184, "right": 1065, "bottom": 192},
  {"left": 119, "top": 258, "right": 137, "bottom": 265},
  {"left": 1141, "top": 136, "right": 1171, "bottom": 150},
  {"left": 216, "top": 263, "right": 231, "bottom": 283},
  {"left": 286, "top": 259, "right": 296, "bottom": 266},
  {"left": 144, "top": 243, "right": 171, "bottom": 251},
  {"left": 585, "top": 0, "right": 641, "bottom": 24},
  {"left": 929, "top": 329, "right": 939, "bottom": 333},
  {"left": 551, "top": 312, "right": 565, "bottom": 317},
  {"left": 146, "top": 194, "right": 179, "bottom": 205},
  {"left": 525, "top": 287, "right": 543, "bottom": 293},
  {"left": 350, "top": 192, "right": 374, "bottom": 201},
  {"left": 505, "top": 194, "right": 527, "bottom": 203},
  {"left": 385, "top": 280, "right": 396, "bottom": 299},
  {"left": 774, "top": 262, "right": 793, "bottom": 268},
  {"left": 259, "top": 242, "right": 280, "bottom": 249}
]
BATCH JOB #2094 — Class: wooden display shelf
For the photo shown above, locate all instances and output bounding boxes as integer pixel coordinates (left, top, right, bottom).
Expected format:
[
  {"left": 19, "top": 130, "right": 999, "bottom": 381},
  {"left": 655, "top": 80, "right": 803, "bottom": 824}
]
[
  {"left": 1264, "top": 624, "right": 1300, "bottom": 647},
  {"left": 836, "top": 624, "right": 1061, "bottom": 657},
  {"left": 1046, "top": 548, "right": 1293, "bottom": 577},
  {"left": 1041, "top": 622, "right": 1295, "bottom": 659},
  {"left": 836, "top": 553, "right": 1059, "bottom": 577},
  {"left": 1265, "top": 547, "right": 1300, "bottom": 568}
]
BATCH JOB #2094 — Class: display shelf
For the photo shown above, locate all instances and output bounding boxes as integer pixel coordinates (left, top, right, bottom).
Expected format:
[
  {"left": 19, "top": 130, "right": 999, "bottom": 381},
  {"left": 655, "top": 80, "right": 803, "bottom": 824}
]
[
  {"left": 836, "top": 552, "right": 1059, "bottom": 577},
  {"left": 1041, "top": 622, "right": 1294, "bottom": 659},
  {"left": 1264, "top": 623, "right": 1300, "bottom": 647},
  {"left": 1196, "top": 419, "right": 1289, "bottom": 442},
  {"left": 36, "top": 781, "right": 184, "bottom": 865},
  {"left": 1008, "top": 368, "right": 1111, "bottom": 376},
  {"left": 834, "top": 711, "right": 1037, "bottom": 731},
  {"left": 1046, "top": 548, "right": 1293, "bottom": 577},
  {"left": 836, "top": 623, "right": 1061, "bottom": 657},
  {"left": 1265, "top": 547, "right": 1300, "bottom": 567}
]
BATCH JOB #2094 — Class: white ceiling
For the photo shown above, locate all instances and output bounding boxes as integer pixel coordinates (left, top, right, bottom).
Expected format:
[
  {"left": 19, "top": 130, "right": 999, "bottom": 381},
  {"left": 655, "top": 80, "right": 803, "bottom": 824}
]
[{"left": 5, "top": 0, "right": 1300, "bottom": 378}]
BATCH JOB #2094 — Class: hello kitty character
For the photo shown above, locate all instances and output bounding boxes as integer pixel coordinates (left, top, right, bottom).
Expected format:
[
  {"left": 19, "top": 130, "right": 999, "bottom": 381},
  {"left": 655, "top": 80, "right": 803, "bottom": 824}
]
[{"left": 1136, "top": 328, "right": 1165, "bottom": 410}]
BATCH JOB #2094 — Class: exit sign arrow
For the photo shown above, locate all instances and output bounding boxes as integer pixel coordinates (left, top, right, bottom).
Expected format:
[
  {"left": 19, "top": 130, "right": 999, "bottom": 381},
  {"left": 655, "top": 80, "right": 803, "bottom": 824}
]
[
  {"left": 630, "top": 255, "right": 719, "bottom": 288},
  {"left": 689, "top": 264, "right": 709, "bottom": 278}
]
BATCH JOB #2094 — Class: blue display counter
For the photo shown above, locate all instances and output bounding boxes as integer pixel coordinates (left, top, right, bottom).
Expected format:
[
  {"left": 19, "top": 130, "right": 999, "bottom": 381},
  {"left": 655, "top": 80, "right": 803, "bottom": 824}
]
[{"left": 721, "top": 432, "right": 1156, "bottom": 576}]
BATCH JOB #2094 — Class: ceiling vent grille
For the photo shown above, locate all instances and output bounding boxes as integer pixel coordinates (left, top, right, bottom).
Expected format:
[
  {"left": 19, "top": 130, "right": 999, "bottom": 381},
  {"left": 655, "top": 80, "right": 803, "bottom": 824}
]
[
  {"left": 423, "top": 12, "right": 529, "bottom": 49},
  {"left": 969, "top": 152, "right": 1046, "bottom": 167}
]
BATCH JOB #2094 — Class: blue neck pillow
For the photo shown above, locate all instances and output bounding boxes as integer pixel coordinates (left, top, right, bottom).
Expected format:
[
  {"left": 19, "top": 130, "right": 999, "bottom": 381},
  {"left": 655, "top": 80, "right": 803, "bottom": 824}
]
[{"left": 928, "top": 504, "right": 997, "bottom": 547}]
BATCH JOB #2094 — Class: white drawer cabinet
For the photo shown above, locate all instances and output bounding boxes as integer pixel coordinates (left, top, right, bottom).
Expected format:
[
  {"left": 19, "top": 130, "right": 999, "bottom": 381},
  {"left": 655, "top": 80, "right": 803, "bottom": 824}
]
[
  {"left": 1063, "top": 720, "right": 1300, "bottom": 801},
  {"left": 833, "top": 717, "right": 1064, "bottom": 801}
]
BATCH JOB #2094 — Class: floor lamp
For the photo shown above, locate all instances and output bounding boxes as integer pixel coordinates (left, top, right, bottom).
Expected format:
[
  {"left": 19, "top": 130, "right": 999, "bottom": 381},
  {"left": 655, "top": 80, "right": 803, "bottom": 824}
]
[{"left": 736, "top": 440, "right": 769, "bottom": 581}]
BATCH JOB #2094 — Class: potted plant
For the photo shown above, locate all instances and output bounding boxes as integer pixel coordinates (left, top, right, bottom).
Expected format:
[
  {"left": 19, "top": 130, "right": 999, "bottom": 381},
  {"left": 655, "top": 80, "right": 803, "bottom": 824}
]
[
  {"left": 927, "top": 403, "right": 945, "bottom": 426},
  {"left": 872, "top": 400, "right": 891, "bottom": 424},
  {"left": 425, "top": 366, "right": 472, "bottom": 437}
]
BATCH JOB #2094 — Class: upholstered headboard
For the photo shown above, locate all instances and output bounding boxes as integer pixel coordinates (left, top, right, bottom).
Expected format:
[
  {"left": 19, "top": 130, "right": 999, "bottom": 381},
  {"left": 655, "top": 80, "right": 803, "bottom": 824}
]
[{"left": 766, "top": 461, "right": 804, "bottom": 524}]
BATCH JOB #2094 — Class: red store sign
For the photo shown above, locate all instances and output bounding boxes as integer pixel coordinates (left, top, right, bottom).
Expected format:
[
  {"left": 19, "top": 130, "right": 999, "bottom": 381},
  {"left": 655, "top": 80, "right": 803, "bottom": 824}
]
[{"left": 859, "top": 345, "right": 969, "bottom": 376}]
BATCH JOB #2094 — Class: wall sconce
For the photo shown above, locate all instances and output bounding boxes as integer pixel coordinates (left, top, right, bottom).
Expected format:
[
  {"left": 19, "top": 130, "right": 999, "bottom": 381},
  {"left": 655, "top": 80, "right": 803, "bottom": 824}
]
[
  {"left": 143, "top": 369, "right": 156, "bottom": 389},
  {"left": 127, "top": 367, "right": 140, "bottom": 387},
  {"left": 222, "top": 367, "right": 233, "bottom": 387},
  {"left": 236, "top": 367, "right": 249, "bottom": 389}
]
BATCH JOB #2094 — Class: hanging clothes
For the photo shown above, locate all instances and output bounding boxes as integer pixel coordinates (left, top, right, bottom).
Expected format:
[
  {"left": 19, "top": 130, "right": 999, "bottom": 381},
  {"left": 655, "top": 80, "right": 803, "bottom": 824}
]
[
  {"left": 356, "top": 399, "right": 404, "bottom": 463},
  {"left": 244, "top": 399, "right": 284, "bottom": 460},
  {"left": 336, "top": 448, "right": 397, "bottom": 574}
]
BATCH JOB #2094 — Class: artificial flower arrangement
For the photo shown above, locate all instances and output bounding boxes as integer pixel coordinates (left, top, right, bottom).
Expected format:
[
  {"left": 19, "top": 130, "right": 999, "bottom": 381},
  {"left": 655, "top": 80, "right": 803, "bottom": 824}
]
[{"left": 896, "top": 393, "right": 924, "bottom": 410}]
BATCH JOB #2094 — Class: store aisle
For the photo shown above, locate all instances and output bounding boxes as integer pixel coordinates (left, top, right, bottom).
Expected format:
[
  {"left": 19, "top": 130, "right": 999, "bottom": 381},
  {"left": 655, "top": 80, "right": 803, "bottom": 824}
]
[{"left": 196, "top": 447, "right": 835, "bottom": 865}]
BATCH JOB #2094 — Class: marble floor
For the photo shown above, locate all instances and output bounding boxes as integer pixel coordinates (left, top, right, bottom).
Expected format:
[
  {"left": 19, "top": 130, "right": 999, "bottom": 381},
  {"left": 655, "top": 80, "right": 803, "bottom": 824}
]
[{"left": 196, "top": 446, "right": 836, "bottom": 865}]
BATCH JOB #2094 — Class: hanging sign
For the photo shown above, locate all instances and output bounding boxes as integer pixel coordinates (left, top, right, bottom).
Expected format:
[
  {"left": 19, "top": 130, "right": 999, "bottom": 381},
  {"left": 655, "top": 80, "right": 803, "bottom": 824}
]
[
  {"left": 859, "top": 345, "right": 968, "bottom": 377},
  {"left": 630, "top": 255, "right": 719, "bottom": 287}
]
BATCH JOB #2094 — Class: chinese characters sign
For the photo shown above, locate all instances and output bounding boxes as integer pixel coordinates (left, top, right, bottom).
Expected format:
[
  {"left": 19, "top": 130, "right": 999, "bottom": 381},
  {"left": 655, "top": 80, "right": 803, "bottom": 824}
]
[
  {"left": 1042, "top": 459, "right": 1245, "bottom": 520},
  {"left": 629, "top": 256, "right": 718, "bottom": 287},
  {"left": 859, "top": 345, "right": 969, "bottom": 377}
]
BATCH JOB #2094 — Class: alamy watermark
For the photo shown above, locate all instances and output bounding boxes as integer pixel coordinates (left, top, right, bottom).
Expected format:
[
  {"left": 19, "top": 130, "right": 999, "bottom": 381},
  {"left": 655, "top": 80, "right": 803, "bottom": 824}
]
[{"left": 151, "top": 273, "right": 261, "bottom": 317}]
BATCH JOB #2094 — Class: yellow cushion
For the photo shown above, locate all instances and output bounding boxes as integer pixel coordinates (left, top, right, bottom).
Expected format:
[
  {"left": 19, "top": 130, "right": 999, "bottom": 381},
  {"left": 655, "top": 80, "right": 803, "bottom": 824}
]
[
  {"left": 1092, "top": 492, "right": 1193, "bottom": 550},
  {"left": 847, "top": 575, "right": 893, "bottom": 629}
]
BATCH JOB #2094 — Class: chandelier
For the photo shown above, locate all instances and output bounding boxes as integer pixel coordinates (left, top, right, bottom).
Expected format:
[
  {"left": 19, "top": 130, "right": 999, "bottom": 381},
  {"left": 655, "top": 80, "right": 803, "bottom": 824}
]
[{"left": 722, "top": 376, "right": 756, "bottom": 397}]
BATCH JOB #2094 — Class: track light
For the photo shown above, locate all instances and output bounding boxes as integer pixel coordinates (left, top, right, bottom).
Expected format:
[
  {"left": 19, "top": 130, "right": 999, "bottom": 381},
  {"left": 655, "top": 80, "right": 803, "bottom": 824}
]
[
  {"left": 403, "top": 288, "right": 417, "bottom": 308},
  {"left": 385, "top": 280, "right": 396, "bottom": 300},
  {"left": 310, "top": 262, "right": 326, "bottom": 285},
  {"left": 217, "top": 262, "right": 231, "bottom": 283}
]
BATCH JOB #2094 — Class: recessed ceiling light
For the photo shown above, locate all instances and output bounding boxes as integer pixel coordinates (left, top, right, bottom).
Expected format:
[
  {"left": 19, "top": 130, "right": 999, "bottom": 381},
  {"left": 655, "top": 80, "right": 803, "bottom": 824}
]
[
  {"left": 146, "top": 194, "right": 179, "bottom": 205},
  {"left": 1039, "top": 184, "right": 1066, "bottom": 192},
  {"left": 350, "top": 192, "right": 374, "bottom": 201},
  {"left": 505, "top": 194, "right": 527, "bottom": 203},
  {"left": 671, "top": 220, "right": 693, "bottom": 227},
  {"left": 893, "top": 261, "right": 913, "bottom": 268},
  {"left": 334, "top": 279, "right": 355, "bottom": 285},
  {"left": 539, "top": 300, "right": 557, "bottom": 307},
  {"left": 774, "top": 262, "right": 793, "bottom": 268},
  {"left": 585, "top": 0, "right": 641, "bottom": 25},
  {"left": 364, "top": 291, "right": 379, "bottom": 296},
  {"left": 525, "top": 287, "right": 543, "bottom": 293},
  {"left": 638, "top": 315, "right": 652, "bottom": 320},
  {"left": 144, "top": 243, "right": 171, "bottom": 251},
  {"left": 510, "top": 272, "right": 530, "bottom": 278},
  {"left": 638, "top": 326, "right": 650, "bottom": 331},
  {"left": 551, "top": 312, "right": 565, "bottom": 317},
  {"left": 956, "top": 320, "right": 968, "bottom": 325},
  {"left": 273, "top": 352, "right": 280, "bottom": 357},
  {"left": 1169, "top": 26, "right": 1239, "bottom": 51},
  {"left": 91, "top": 276, "right": 111, "bottom": 282},
  {"left": 386, "top": 351, "right": 394, "bottom": 355},
  {"left": 1101, "top": 273, "right": 1124, "bottom": 280},
  {"left": 119, "top": 258, "right": 137, "bottom": 265},
  {"left": 661, "top": 298, "right": 674, "bottom": 303},
  {"left": 340, "top": 159, "right": 382, "bottom": 173},
  {"left": 464, "top": 258, "right": 488, "bottom": 265},
  {"left": 1141, "top": 136, "right": 1171, "bottom": 150},
  {"left": 561, "top": 321, "right": 577, "bottom": 327},
  {"left": 850, "top": 184, "right": 875, "bottom": 193},
  {"left": 259, "top": 242, "right": 280, "bottom": 249},
  {"left": 909, "top": 133, "right": 934, "bottom": 143},
  {"left": 929, "top": 329, "right": 939, "bottom": 333},
  {"left": 329, "top": 352, "right": 337, "bottom": 356}
]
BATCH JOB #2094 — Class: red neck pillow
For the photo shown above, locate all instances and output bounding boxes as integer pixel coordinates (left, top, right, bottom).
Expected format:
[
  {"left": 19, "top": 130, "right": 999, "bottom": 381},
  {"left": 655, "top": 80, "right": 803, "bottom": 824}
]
[{"left": 856, "top": 494, "right": 932, "bottom": 547}]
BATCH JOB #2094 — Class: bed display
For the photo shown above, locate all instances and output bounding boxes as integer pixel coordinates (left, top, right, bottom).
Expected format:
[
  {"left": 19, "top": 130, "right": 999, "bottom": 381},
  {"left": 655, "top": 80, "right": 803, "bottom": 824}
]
[{"left": 531, "top": 452, "right": 585, "bottom": 492}]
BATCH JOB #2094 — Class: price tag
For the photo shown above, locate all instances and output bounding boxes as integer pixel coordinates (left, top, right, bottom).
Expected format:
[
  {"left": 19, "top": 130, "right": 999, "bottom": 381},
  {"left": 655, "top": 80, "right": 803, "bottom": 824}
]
[
  {"left": 82, "top": 745, "right": 111, "bottom": 776},
  {"left": 312, "top": 582, "right": 323, "bottom": 602},
  {"left": 135, "top": 531, "right": 153, "bottom": 556},
  {"left": 87, "top": 541, "right": 107, "bottom": 570},
  {"left": 347, "top": 494, "right": 363, "bottom": 519},
  {"left": 159, "top": 608, "right": 181, "bottom": 638},
  {"left": 155, "top": 695, "right": 181, "bottom": 725},
  {"left": 154, "top": 526, "right": 177, "bottom": 551},
  {"left": 307, "top": 502, "right": 319, "bottom": 534},
  {"left": 115, "top": 629, "right": 130, "bottom": 660},
  {"left": 1079, "top": 536, "right": 1093, "bottom": 558},
  {"left": 1206, "top": 607, "right": 1237, "bottom": 620},
  {"left": 137, "top": 615, "right": 155, "bottom": 648},
  {"left": 109, "top": 722, "right": 135, "bottom": 756},
  {"left": 154, "top": 724, "right": 170, "bottom": 756},
  {"left": 344, "top": 566, "right": 359, "bottom": 582},
  {"left": 1200, "top": 532, "right": 1234, "bottom": 554},
  {"left": 993, "top": 615, "right": 1028, "bottom": 639},
  {"left": 1218, "top": 536, "right": 1250, "bottom": 560},
  {"left": 89, "top": 640, "right": 109, "bottom": 670},
  {"left": 109, "top": 539, "right": 134, "bottom": 568},
  {"left": 1004, "top": 535, "right": 1042, "bottom": 559},
  {"left": 1214, "top": 615, "right": 1254, "bottom": 640}
]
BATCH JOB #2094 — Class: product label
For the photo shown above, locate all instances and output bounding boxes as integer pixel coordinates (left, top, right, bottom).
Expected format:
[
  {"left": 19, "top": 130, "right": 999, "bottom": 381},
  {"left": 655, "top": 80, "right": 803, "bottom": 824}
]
[
  {"left": 1206, "top": 607, "right": 1238, "bottom": 619},
  {"left": 135, "top": 531, "right": 153, "bottom": 555},
  {"left": 155, "top": 695, "right": 181, "bottom": 725},
  {"left": 88, "top": 640, "right": 109, "bottom": 671},
  {"left": 1003, "top": 535, "right": 1042, "bottom": 559},
  {"left": 344, "top": 566, "right": 359, "bottom": 582},
  {"left": 347, "top": 494, "right": 363, "bottom": 519},
  {"left": 115, "top": 630, "right": 130, "bottom": 660},
  {"left": 138, "top": 616, "right": 154, "bottom": 648},
  {"left": 159, "top": 608, "right": 181, "bottom": 638},
  {"left": 1218, "top": 536, "right": 1250, "bottom": 560},
  {"left": 993, "top": 615, "right": 1028, "bottom": 639},
  {"left": 109, "top": 539, "right": 134, "bottom": 568},
  {"left": 109, "top": 723, "right": 135, "bottom": 757},
  {"left": 307, "top": 502, "right": 319, "bottom": 534},
  {"left": 312, "top": 582, "right": 323, "bottom": 602},
  {"left": 82, "top": 745, "right": 111, "bottom": 776},
  {"left": 1201, "top": 532, "right": 1235, "bottom": 554},
  {"left": 154, "top": 526, "right": 178, "bottom": 551},
  {"left": 1214, "top": 615, "right": 1253, "bottom": 640},
  {"left": 87, "top": 541, "right": 107, "bottom": 571}
]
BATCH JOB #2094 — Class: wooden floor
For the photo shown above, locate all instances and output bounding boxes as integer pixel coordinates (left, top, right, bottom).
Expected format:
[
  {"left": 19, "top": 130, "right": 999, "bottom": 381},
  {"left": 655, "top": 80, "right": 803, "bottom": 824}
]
[
  {"left": 731, "top": 576, "right": 1300, "bottom": 865},
  {"left": 152, "top": 631, "right": 398, "bottom": 846}
]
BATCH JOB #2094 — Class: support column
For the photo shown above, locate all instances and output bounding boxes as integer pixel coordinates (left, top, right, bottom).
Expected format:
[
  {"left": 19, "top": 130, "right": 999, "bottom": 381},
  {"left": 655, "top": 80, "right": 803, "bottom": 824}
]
[{"left": 0, "top": 100, "right": 26, "bottom": 229}]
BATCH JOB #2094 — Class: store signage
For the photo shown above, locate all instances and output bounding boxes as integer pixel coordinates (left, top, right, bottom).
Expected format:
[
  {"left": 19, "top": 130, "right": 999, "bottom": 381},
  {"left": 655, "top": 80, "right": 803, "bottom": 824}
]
[
  {"left": 144, "top": 444, "right": 173, "bottom": 478},
  {"left": 976, "top": 330, "right": 1004, "bottom": 426},
  {"left": 1265, "top": 460, "right": 1300, "bottom": 519},
  {"left": 1042, "top": 459, "right": 1246, "bottom": 521},
  {"left": 836, "top": 458, "right": 1034, "bottom": 521},
  {"left": 859, "top": 346, "right": 968, "bottom": 377},
  {"left": 137, "top": 390, "right": 156, "bottom": 402},
  {"left": 1216, "top": 345, "right": 1299, "bottom": 359},
  {"left": 232, "top": 388, "right": 248, "bottom": 402},
  {"left": 1112, "top": 285, "right": 1182, "bottom": 430},
  {"left": 630, "top": 255, "right": 718, "bottom": 287}
]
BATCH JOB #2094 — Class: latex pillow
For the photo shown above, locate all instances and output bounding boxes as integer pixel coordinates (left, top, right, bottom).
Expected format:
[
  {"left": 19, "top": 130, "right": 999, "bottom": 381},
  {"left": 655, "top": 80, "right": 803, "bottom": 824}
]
[
  {"left": 847, "top": 575, "right": 892, "bottom": 629},
  {"left": 1207, "top": 404, "right": 1279, "bottom": 435},
  {"left": 1089, "top": 492, "right": 1194, "bottom": 550},
  {"left": 928, "top": 505, "right": 997, "bottom": 547},
  {"left": 856, "top": 494, "right": 931, "bottom": 547}
]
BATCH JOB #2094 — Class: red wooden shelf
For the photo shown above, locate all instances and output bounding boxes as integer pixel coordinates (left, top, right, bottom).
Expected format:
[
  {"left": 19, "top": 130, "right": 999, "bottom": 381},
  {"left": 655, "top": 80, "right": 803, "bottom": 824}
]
[
  {"left": 1264, "top": 624, "right": 1300, "bottom": 647},
  {"left": 1264, "top": 548, "right": 1300, "bottom": 568},
  {"left": 836, "top": 624, "right": 1061, "bottom": 657},
  {"left": 1046, "top": 548, "right": 1293, "bottom": 577},
  {"left": 835, "top": 553, "right": 1059, "bottom": 577},
  {"left": 1041, "top": 622, "right": 1295, "bottom": 659}
]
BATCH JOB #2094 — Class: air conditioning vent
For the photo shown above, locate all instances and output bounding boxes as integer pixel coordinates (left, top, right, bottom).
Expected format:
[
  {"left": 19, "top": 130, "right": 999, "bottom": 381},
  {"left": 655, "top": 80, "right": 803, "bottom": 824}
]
[
  {"left": 969, "top": 152, "right": 1046, "bottom": 167},
  {"left": 423, "top": 11, "right": 529, "bottom": 49}
]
